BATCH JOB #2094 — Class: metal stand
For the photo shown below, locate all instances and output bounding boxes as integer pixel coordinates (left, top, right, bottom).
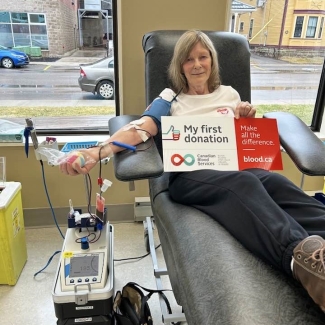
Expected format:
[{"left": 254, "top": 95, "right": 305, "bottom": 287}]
[{"left": 144, "top": 216, "right": 187, "bottom": 324}]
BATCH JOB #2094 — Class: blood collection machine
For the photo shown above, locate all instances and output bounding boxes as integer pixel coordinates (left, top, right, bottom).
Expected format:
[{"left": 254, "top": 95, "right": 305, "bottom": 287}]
[
  {"left": 24, "top": 119, "right": 116, "bottom": 324},
  {"left": 51, "top": 146, "right": 114, "bottom": 324},
  {"left": 52, "top": 143, "right": 114, "bottom": 325},
  {"left": 52, "top": 212, "right": 114, "bottom": 325}
]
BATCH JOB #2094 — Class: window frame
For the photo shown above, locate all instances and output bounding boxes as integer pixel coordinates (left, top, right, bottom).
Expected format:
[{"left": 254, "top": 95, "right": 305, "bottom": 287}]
[
  {"left": 317, "top": 16, "right": 324, "bottom": 39},
  {"left": 306, "top": 16, "right": 318, "bottom": 38},
  {"left": 293, "top": 16, "right": 304, "bottom": 38},
  {"left": 11, "top": 12, "right": 29, "bottom": 24},
  {"left": 0, "top": 11, "right": 11, "bottom": 23},
  {"left": 0, "top": 11, "right": 49, "bottom": 49},
  {"left": 248, "top": 19, "right": 254, "bottom": 38}
]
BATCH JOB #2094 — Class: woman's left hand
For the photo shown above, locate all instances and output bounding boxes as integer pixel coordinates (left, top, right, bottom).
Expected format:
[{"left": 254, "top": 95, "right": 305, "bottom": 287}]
[{"left": 234, "top": 101, "right": 256, "bottom": 119}]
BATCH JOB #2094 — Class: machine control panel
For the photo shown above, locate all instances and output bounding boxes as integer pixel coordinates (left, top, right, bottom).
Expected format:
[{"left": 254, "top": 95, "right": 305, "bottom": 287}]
[
  {"left": 59, "top": 227, "right": 109, "bottom": 292},
  {"left": 63, "top": 252, "right": 105, "bottom": 287}
]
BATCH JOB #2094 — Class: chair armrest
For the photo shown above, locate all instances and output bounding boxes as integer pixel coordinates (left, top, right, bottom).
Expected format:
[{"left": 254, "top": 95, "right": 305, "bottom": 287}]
[
  {"left": 263, "top": 112, "right": 325, "bottom": 176},
  {"left": 108, "top": 115, "right": 163, "bottom": 181}
]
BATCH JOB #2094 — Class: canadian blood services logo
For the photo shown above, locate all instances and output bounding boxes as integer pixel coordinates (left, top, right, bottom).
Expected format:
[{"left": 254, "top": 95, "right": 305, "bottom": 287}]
[{"left": 171, "top": 153, "right": 195, "bottom": 166}]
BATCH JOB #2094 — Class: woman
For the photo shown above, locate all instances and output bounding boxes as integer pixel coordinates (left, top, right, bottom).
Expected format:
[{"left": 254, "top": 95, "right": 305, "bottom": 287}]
[{"left": 60, "top": 30, "right": 325, "bottom": 312}]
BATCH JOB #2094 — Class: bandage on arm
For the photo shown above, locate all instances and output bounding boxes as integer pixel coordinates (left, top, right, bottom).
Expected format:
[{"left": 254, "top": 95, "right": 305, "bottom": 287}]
[
  {"left": 99, "top": 116, "right": 158, "bottom": 157},
  {"left": 105, "top": 97, "right": 170, "bottom": 154},
  {"left": 122, "top": 118, "right": 152, "bottom": 142}
]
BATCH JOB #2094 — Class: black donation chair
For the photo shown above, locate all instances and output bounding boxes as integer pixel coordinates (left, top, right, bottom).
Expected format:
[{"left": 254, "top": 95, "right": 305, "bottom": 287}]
[{"left": 109, "top": 30, "right": 325, "bottom": 325}]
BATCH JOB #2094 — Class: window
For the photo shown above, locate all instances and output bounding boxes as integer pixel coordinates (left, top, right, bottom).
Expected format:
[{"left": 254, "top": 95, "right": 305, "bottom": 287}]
[
  {"left": 0, "top": 24, "right": 13, "bottom": 47},
  {"left": 306, "top": 16, "right": 318, "bottom": 38},
  {"left": 0, "top": 11, "right": 10, "bottom": 23},
  {"left": 317, "top": 17, "right": 324, "bottom": 38},
  {"left": 0, "top": 11, "right": 48, "bottom": 49},
  {"left": 12, "top": 24, "right": 30, "bottom": 46},
  {"left": 294, "top": 16, "right": 304, "bottom": 37},
  {"left": 29, "top": 14, "right": 45, "bottom": 24},
  {"left": 0, "top": 0, "right": 118, "bottom": 133},
  {"left": 11, "top": 12, "right": 28, "bottom": 24},
  {"left": 249, "top": 19, "right": 254, "bottom": 38},
  {"left": 30, "top": 25, "right": 48, "bottom": 48},
  {"left": 240, "top": 22, "right": 244, "bottom": 31},
  {"left": 108, "top": 59, "right": 114, "bottom": 68}
]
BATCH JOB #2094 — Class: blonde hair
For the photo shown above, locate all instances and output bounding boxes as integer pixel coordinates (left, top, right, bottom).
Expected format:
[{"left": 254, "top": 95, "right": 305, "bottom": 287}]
[{"left": 168, "top": 30, "right": 221, "bottom": 94}]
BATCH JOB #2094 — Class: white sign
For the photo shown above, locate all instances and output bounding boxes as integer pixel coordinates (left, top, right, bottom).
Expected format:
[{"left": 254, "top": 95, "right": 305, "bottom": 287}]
[
  {"left": 85, "top": 0, "right": 101, "bottom": 10},
  {"left": 161, "top": 116, "right": 283, "bottom": 172}
]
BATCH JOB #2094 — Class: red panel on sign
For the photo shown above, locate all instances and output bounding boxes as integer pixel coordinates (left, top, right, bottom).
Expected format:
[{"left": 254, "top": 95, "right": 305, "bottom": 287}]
[{"left": 234, "top": 118, "right": 283, "bottom": 171}]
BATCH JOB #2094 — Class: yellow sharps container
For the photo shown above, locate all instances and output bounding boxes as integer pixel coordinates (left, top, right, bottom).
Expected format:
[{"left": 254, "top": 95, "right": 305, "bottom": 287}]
[{"left": 0, "top": 182, "right": 27, "bottom": 285}]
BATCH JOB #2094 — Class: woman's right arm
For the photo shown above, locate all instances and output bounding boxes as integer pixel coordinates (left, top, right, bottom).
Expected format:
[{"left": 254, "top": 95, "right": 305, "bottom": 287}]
[
  {"left": 60, "top": 116, "right": 158, "bottom": 176},
  {"left": 60, "top": 88, "right": 174, "bottom": 176}
]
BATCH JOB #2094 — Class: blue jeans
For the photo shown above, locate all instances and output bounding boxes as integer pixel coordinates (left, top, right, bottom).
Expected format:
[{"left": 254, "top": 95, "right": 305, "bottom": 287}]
[{"left": 169, "top": 168, "right": 325, "bottom": 275}]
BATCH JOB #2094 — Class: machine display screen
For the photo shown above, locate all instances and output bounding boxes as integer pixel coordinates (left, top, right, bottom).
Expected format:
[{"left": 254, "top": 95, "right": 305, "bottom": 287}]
[{"left": 69, "top": 255, "right": 99, "bottom": 277}]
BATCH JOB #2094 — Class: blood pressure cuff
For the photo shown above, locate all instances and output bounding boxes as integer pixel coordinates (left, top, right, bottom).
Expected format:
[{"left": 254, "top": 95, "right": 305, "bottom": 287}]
[{"left": 141, "top": 98, "right": 172, "bottom": 131}]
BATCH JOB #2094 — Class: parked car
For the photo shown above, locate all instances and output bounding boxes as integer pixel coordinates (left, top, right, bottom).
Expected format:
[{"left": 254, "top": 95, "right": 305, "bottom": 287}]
[
  {"left": 0, "top": 45, "right": 29, "bottom": 69},
  {"left": 78, "top": 56, "right": 115, "bottom": 99}
]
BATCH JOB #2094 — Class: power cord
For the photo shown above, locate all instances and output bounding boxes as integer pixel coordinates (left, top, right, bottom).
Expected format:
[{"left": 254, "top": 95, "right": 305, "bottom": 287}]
[
  {"left": 33, "top": 250, "right": 61, "bottom": 278},
  {"left": 114, "top": 244, "right": 161, "bottom": 262},
  {"left": 34, "top": 159, "right": 64, "bottom": 278},
  {"left": 40, "top": 159, "right": 65, "bottom": 239}
]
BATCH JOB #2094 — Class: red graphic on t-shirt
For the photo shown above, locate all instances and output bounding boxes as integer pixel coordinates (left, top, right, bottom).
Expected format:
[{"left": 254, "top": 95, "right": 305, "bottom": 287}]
[{"left": 217, "top": 108, "right": 229, "bottom": 115}]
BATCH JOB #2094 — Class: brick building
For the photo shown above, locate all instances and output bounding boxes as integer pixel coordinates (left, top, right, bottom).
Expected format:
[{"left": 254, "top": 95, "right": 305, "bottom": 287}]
[{"left": 0, "top": 0, "right": 79, "bottom": 57}]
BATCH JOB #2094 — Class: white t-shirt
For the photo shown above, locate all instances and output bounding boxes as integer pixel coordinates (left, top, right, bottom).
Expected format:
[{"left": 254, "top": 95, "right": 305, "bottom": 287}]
[{"left": 159, "top": 86, "right": 241, "bottom": 117}]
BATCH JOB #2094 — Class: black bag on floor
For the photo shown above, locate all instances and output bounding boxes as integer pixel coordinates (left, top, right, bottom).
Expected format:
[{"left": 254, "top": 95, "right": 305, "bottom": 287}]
[{"left": 113, "top": 282, "right": 173, "bottom": 325}]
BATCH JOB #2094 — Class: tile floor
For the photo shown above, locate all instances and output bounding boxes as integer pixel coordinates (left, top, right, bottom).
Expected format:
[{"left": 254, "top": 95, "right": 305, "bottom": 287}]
[{"left": 0, "top": 222, "right": 185, "bottom": 325}]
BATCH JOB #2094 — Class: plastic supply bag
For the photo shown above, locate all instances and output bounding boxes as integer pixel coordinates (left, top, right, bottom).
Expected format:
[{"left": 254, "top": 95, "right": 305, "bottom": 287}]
[{"left": 35, "top": 147, "right": 96, "bottom": 167}]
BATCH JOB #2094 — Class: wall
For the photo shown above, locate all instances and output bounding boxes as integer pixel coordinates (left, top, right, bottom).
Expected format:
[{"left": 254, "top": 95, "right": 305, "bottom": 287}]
[
  {"left": 57, "top": 0, "right": 79, "bottom": 55},
  {"left": 82, "top": 17, "right": 103, "bottom": 47},
  {"left": 118, "top": 0, "right": 231, "bottom": 115}
]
